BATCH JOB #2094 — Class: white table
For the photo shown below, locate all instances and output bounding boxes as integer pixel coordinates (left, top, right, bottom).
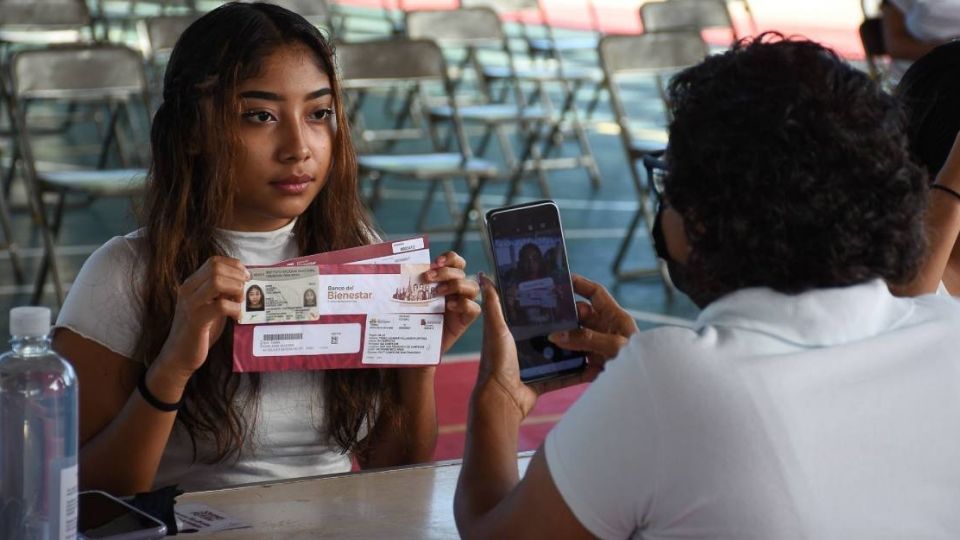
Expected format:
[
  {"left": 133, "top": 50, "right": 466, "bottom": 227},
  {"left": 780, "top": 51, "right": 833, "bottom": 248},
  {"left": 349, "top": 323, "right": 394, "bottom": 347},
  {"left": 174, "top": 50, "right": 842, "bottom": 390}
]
[{"left": 178, "top": 453, "right": 532, "bottom": 539}]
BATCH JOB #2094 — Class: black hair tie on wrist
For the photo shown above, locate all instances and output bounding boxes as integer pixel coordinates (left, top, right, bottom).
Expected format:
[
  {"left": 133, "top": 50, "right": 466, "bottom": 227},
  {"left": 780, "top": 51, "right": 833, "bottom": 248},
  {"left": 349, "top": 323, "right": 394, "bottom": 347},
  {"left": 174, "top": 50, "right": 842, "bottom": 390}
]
[
  {"left": 931, "top": 183, "right": 960, "bottom": 203},
  {"left": 138, "top": 371, "right": 183, "bottom": 412}
]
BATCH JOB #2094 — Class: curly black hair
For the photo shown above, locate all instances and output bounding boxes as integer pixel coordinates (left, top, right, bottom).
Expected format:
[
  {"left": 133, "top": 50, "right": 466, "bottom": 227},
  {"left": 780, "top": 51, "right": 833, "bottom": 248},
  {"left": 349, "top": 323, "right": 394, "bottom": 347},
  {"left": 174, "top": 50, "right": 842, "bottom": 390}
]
[
  {"left": 663, "top": 33, "right": 927, "bottom": 306},
  {"left": 896, "top": 40, "right": 960, "bottom": 180}
]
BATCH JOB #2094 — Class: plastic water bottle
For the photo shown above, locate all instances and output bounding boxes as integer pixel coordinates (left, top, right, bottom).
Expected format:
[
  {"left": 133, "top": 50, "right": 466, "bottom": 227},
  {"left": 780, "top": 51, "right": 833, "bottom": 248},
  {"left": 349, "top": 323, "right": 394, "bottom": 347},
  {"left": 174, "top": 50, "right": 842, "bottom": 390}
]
[{"left": 0, "top": 307, "right": 79, "bottom": 539}]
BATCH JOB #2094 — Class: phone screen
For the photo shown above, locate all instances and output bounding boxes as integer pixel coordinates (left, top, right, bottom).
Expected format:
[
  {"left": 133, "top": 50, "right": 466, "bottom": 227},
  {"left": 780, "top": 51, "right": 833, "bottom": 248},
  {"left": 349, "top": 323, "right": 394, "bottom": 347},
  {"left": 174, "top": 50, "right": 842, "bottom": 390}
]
[
  {"left": 79, "top": 491, "right": 166, "bottom": 539},
  {"left": 487, "top": 201, "right": 586, "bottom": 382}
]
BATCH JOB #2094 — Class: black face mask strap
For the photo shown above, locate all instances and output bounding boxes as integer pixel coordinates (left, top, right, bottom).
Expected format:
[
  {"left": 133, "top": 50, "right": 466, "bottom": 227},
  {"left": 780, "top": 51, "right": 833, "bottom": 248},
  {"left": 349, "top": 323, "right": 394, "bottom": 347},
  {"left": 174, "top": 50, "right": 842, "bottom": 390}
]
[{"left": 652, "top": 204, "right": 671, "bottom": 262}]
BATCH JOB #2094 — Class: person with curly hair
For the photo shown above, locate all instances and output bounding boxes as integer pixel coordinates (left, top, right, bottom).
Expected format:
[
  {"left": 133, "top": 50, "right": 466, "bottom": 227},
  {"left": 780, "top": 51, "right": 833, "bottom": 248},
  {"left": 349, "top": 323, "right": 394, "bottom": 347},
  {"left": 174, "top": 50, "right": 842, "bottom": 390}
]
[
  {"left": 893, "top": 40, "right": 960, "bottom": 295},
  {"left": 455, "top": 35, "right": 960, "bottom": 538}
]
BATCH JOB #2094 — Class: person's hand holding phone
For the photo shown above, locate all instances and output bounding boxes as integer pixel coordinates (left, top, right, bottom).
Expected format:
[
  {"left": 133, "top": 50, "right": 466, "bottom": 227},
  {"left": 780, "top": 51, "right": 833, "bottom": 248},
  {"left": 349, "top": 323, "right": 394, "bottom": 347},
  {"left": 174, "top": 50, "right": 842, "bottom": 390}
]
[
  {"left": 475, "top": 273, "right": 631, "bottom": 418},
  {"left": 547, "top": 274, "right": 638, "bottom": 364}
]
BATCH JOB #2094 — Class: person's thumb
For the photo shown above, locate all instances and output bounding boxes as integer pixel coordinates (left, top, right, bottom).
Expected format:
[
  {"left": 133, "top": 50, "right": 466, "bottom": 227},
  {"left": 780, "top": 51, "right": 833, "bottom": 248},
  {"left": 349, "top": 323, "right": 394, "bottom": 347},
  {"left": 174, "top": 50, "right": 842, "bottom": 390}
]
[{"left": 479, "top": 272, "right": 510, "bottom": 337}]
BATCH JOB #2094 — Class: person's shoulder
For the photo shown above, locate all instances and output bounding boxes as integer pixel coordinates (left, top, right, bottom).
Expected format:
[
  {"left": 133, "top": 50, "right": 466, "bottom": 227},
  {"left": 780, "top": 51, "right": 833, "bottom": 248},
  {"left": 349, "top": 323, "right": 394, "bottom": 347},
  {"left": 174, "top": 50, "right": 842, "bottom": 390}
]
[
  {"left": 56, "top": 230, "right": 147, "bottom": 359},
  {"left": 905, "top": 290, "right": 960, "bottom": 322},
  {"left": 85, "top": 230, "right": 148, "bottom": 270}
]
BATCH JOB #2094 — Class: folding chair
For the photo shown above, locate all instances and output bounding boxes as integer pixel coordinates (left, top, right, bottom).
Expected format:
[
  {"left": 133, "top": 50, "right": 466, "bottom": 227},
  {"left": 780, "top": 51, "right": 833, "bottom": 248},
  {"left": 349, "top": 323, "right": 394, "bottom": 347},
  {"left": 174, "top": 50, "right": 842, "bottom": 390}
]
[
  {"left": 0, "top": 0, "right": 96, "bottom": 282},
  {"left": 461, "top": 0, "right": 607, "bottom": 119},
  {"left": 641, "top": 0, "right": 738, "bottom": 44},
  {"left": 407, "top": 7, "right": 597, "bottom": 203},
  {"left": 266, "top": 0, "right": 334, "bottom": 31},
  {"left": 338, "top": 38, "right": 500, "bottom": 253},
  {"left": 5, "top": 44, "right": 150, "bottom": 305},
  {"left": 0, "top": 0, "right": 95, "bottom": 47},
  {"left": 138, "top": 14, "right": 196, "bottom": 103},
  {"left": 598, "top": 32, "right": 707, "bottom": 288}
]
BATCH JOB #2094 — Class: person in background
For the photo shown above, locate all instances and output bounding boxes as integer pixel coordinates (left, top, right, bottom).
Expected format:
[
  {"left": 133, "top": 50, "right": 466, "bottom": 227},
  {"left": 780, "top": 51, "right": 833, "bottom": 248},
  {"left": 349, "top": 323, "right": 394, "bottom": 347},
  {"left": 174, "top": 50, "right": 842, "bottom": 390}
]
[
  {"left": 455, "top": 34, "right": 960, "bottom": 539},
  {"left": 52, "top": 2, "right": 480, "bottom": 495},
  {"left": 880, "top": 0, "right": 960, "bottom": 82},
  {"left": 892, "top": 41, "right": 960, "bottom": 295}
]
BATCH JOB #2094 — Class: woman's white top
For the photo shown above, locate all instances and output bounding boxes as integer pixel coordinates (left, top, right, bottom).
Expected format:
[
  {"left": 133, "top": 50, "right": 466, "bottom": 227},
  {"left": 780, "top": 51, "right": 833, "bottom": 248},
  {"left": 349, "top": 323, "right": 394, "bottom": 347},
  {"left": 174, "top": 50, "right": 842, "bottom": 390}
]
[{"left": 56, "top": 220, "right": 352, "bottom": 491}]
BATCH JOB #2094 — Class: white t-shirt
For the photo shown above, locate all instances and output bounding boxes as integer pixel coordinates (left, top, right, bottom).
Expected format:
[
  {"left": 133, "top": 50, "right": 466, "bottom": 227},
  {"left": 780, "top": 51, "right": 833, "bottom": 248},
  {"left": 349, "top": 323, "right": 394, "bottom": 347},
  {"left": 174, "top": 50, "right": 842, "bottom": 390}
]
[
  {"left": 545, "top": 280, "right": 960, "bottom": 539},
  {"left": 56, "top": 220, "right": 353, "bottom": 491}
]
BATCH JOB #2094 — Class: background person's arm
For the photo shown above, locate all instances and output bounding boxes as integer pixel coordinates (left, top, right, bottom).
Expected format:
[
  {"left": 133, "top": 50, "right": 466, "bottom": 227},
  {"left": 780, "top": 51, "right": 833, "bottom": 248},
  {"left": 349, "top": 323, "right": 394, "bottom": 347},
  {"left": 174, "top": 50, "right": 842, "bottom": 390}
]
[
  {"left": 891, "top": 132, "right": 960, "bottom": 296},
  {"left": 881, "top": 2, "right": 943, "bottom": 60}
]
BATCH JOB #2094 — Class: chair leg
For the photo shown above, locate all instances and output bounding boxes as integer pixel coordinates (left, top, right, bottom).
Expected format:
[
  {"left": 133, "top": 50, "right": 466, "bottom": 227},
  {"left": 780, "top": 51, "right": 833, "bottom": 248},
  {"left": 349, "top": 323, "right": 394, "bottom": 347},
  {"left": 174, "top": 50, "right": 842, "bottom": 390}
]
[
  {"left": 0, "top": 181, "right": 24, "bottom": 282},
  {"left": 453, "top": 175, "right": 488, "bottom": 254},
  {"left": 31, "top": 191, "right": 66, "bottom": 306},
  {"left": 416, "top": 180, "right": 440, "bottom": 231}
]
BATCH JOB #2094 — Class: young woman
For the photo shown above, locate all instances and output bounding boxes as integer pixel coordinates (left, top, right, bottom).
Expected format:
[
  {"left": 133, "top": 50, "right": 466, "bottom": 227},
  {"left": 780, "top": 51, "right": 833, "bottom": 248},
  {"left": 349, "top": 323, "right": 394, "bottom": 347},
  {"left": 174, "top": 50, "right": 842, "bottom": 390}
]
[{"left": 52, "top": 2, "right": 480, "bottom": 495}]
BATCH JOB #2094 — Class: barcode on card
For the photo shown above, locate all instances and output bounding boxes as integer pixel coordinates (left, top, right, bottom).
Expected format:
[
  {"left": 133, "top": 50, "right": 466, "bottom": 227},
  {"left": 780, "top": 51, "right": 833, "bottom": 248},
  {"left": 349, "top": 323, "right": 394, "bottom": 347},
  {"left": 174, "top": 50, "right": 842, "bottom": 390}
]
[{"left": 262, "top": 333, "right": 304, "bottom": 341}]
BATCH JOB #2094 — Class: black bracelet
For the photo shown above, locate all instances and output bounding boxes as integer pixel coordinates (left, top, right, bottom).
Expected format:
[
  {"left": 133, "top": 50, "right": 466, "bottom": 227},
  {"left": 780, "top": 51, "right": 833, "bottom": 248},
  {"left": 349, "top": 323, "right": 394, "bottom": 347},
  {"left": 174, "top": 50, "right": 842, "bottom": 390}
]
[
  {"left": 138, "top": 371, "right": 183, "bottom": 412},
  {"left": 931, "top": 183, "right": 960, "bottom": 203}
]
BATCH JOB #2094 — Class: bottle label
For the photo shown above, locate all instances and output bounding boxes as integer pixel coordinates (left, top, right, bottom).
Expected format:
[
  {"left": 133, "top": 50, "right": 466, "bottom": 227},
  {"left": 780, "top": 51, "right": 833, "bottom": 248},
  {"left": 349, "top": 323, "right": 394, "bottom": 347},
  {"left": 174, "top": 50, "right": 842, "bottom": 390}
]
[{"left": 60, "top": 464, "right": 78, "bottom": 540}]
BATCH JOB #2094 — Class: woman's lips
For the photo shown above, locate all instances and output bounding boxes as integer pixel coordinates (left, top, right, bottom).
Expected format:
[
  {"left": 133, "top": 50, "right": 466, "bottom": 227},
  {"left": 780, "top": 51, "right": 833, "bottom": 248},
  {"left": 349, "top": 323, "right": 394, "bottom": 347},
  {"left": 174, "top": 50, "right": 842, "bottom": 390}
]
[{"left": 270, "top": 175, "right": 313, "bottom": 194}]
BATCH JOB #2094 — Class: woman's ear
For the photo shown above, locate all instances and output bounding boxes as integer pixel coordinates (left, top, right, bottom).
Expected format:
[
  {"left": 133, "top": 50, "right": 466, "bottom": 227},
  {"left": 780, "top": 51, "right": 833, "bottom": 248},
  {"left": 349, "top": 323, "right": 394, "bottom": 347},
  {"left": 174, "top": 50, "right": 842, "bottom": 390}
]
[{"left": 662, "top": 207, "right": 692, "bottom": 264}]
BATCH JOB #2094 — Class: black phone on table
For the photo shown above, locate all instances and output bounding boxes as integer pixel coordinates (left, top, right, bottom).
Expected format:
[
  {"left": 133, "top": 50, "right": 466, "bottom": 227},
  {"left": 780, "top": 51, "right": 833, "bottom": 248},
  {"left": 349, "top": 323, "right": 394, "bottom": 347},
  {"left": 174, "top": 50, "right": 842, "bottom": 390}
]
[
  {"left": 78, "top": 490, "right": 167, "bottom": 540},
  {"left": 484, "top": 200, "right": 586, "bottom": 383}
]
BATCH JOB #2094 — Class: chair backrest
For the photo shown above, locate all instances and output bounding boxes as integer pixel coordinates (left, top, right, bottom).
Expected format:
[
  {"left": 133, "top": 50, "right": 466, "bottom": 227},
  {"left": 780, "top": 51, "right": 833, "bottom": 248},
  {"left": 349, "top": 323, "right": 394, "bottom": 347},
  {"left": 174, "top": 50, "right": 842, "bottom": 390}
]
[
  {"left": 264, "top": 0, "right": 331, "bottom": 27},
  {"left": 459, "top": 0, "right": 538, "bottom": 11},
  {"left": 599, "top": 32, "right": 707, "bottom": 147},
  {"left": 139, "top": 14, "right": 196, "bottom": 57},
  {"left": 10, "top": 44, "right": 148, "bottom": 101},
  {"left": 405, "top": 7, "right": 505, "bottom": 47},
  {"left": 337, "top": 38, "right": 446, "bottom": 87},
  {"left": 641, "top": 0, "right": 735, "bottom": 37},
  {"left": 0, "top": 0, "right": 92, "bottom": 43},
  {"left": 599, "top": 31, "right": 708, "bottom": 76},
  {"left": 0, "top": 0, "right": 91, "bottom": 28},
  {"left": 337, "top": 38, "right": 476, "bottom": 159}
]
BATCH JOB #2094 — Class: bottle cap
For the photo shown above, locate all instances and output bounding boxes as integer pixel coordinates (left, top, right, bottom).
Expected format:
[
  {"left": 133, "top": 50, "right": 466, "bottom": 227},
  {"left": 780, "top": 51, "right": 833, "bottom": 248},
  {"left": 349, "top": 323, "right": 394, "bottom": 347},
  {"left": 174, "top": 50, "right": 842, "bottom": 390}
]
[{"left": 9, "top": 306, "right": 52, "bottom": 338}]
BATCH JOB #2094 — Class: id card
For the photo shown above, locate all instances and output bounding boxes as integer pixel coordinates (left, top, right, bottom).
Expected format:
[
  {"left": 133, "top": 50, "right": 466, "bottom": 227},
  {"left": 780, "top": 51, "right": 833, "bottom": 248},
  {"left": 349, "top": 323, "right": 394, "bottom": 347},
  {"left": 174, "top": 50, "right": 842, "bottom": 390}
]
[{"left": 240, "top": 266, "right": 320, "bottom": 324}]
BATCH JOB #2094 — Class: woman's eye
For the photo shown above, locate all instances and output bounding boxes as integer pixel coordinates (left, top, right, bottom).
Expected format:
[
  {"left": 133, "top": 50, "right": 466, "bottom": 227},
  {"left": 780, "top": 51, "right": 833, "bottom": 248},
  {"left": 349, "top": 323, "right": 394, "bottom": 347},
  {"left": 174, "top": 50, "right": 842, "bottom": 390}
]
[
  {"left": 311, "top": 108, "right": 334, "bottom": 121},
  {"left": 242, "top": 110, "right": 275, "bottom": 123}
]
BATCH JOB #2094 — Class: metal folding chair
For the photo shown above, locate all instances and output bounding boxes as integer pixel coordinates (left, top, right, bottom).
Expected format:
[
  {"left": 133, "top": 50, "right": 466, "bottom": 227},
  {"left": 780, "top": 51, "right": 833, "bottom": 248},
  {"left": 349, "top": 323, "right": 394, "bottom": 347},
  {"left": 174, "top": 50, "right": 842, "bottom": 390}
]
[
  {"left": 407, "top": 7, "right": 598, "bottom": 204},
  {"left": 641, "top": 0, "right": 738, "bottom": 44},
  {"left": 338, "top": 38, "right": 499, "bottom": 253},
  {"left": 5, "top": 43, "right": 150, "bottom": 305},
  {"left": 0, "top": 0, "right": 97, "bottom": 282},
  {"left": 598, "top": 31, "right": 707, "bottom": 288},
  {"left": 138, "top": 14, "right": 195, "bottom": 104}
]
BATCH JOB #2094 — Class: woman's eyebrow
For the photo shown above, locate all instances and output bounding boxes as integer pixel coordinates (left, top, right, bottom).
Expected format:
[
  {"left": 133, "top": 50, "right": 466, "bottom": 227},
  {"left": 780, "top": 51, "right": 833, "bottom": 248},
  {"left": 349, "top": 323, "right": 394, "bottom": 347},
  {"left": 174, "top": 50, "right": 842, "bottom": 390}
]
[{"left": 239, "top": 88, "right": 332, "bottom": 101}]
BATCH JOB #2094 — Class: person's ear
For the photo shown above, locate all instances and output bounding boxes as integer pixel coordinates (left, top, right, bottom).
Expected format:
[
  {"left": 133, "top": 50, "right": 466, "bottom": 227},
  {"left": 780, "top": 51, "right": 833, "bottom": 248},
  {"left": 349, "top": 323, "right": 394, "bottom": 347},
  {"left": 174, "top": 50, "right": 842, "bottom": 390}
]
[{"left": 662, "top": 207, "right": 692, "bottom": 264}]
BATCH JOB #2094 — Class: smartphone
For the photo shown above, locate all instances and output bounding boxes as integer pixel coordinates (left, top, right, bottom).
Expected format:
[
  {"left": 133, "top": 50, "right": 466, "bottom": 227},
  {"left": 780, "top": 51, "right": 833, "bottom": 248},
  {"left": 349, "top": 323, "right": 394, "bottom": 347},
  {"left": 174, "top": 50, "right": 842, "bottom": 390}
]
[
  {"left": 78, "top": 490, "right": 167, "bottom": 540},
  {"left": 485, "top": 200, "right": 586, "bottom": 383}
]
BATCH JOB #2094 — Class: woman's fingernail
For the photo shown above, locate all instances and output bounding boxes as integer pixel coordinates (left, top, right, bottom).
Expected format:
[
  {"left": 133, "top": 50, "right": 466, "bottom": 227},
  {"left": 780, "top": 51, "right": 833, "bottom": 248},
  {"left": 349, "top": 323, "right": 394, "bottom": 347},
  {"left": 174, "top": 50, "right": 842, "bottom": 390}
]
[
  {"left": 244, "top": 270, "right": 252, "bottom": 280},
  {"left": 436, "top": 255, "right": 446, "bottom": 265},
  {"left": 427, "top": 270, "right": 438, "bottom": 280},
  {"left": 552, "top": 331, "right": 568, "bottom": 342}
]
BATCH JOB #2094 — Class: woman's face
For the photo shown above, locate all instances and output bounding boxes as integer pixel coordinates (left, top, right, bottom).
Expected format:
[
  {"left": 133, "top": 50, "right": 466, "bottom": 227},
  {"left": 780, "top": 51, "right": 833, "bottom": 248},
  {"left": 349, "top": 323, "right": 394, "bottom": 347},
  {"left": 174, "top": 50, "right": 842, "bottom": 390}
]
[
  {"left": 248, "top": 287, "right": 263, "bottom": 305},
  {"left": 228, "top": 44, "right": 335, "bottom": 231},
  {"left": 304, "top": 289, "right": 316, "bottom": 303}
]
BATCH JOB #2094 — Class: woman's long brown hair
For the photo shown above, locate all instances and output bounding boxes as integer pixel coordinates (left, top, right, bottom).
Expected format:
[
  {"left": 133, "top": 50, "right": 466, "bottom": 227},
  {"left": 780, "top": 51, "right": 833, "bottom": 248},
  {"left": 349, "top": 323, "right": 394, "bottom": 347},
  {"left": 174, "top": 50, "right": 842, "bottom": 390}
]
[{"left": 133, "top": 2, "right": 398, "bottom": 462}]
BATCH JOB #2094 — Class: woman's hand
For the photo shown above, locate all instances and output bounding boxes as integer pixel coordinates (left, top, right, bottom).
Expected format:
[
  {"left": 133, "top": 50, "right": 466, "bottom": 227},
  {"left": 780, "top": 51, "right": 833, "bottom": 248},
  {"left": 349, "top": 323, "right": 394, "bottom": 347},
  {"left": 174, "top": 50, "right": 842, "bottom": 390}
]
[
  {"left": 425, "top": 251, "right": 481, "bottom": 354},
  {"left": 156, "top": 256, "right": 249, "bottom": 380},
  {"left": 547, "top": 274, "right": 637, "bottom": 365}
]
